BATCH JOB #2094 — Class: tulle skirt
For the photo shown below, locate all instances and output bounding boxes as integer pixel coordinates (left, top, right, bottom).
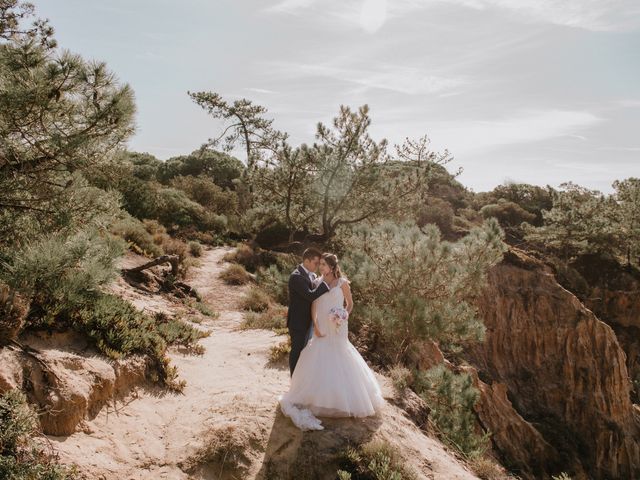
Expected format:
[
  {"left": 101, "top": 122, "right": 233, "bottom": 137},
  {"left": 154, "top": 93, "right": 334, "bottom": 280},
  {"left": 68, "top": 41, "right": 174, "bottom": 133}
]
[{"left": 279, "top": 335, "right": 384, "bottom": 430}]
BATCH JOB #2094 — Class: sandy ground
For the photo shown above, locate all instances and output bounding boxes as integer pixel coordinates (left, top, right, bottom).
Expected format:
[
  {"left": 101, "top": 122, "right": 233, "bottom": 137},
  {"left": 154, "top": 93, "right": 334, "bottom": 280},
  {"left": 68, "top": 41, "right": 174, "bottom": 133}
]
[{"left": 48, "top": 247, "right": 478, "bottom": 480}]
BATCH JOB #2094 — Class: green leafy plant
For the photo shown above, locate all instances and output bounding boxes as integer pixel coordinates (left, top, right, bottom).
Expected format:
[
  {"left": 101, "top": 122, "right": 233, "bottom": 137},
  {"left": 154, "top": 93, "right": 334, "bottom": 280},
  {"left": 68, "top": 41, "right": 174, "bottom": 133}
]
[
  {"left": 414, "top": 365, "right": 489, "bottom": 459},
  {"left": 337, "top": 440, "right": 417, "bottom": 480},
  {"left": 0, "top": 390, "right": 79, "bottom": 479}
]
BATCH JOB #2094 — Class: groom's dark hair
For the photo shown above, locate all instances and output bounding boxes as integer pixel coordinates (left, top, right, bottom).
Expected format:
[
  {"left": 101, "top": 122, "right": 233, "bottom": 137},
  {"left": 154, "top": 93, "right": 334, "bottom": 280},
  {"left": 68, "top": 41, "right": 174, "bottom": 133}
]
[{"left": 302, "top": 247, "right": 322, "bottom": 260}]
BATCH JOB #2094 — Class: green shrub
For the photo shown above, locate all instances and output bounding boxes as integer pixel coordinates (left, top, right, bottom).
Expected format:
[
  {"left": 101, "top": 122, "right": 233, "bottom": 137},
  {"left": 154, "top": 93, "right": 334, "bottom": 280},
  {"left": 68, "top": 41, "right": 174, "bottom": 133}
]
[
  {"left": 183, "top": 298, "right": 218, "bottom": 318},
  {"left": 0, "top": 229, "right": 125, "bottom": 326},
  {"left": 414, "top": 365, "right": 489, "bottom": 459},
  {"left": 189, "top": 241, "right": 203, "bottom": 257},
  {"left": 256, "top": 264, "right": 290, "bottom": 305},
  {"left": 337, "top": 440, "right": 417, "bottom": 480},
  {"left": 111, "top": 216, "right": 163, "bottom": 257},
  {"left": 240, "top": 287, "right": 270, "bottom": 312},
  {"left": 0, "top": 390, "right": 78, "bottom": 479},
  {"left": 220, "top": 264, "right": 252, "bottom": 285},
  {"left": 344, "top": 220, "right": 505, "bottom": 365},
  {"left": 268, "top": 338, "right": 291, "bottom": 363},
  {"left": 73, "top": 294, "right": 207, "bottom": 389},
  {"left": 169, "top": 175, "right": 239, "bottom": 216},
  {"left": 480, "top": 200, "right": 537, "bottom": 230}
]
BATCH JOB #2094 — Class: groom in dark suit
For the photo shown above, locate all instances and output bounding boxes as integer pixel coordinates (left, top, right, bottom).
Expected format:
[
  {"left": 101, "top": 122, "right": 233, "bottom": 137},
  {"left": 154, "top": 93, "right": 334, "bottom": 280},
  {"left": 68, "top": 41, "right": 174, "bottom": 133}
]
[{"left": 287, "top": 247, "right": 329, "bottom": 375}]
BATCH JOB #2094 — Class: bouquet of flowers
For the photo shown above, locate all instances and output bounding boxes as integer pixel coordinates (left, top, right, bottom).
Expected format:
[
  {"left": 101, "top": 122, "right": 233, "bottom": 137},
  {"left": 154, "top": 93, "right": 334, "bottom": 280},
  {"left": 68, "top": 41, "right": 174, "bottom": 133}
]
[{"left": 328, "top": 306, "right": 349, "bottom": 333}]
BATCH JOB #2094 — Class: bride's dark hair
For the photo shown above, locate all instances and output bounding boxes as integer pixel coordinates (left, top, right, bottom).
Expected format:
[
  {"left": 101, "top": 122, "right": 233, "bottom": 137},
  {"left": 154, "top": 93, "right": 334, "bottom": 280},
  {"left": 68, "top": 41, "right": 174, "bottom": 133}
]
[{"left": 322, "top": 253, "right": 345, "bottom": 279}]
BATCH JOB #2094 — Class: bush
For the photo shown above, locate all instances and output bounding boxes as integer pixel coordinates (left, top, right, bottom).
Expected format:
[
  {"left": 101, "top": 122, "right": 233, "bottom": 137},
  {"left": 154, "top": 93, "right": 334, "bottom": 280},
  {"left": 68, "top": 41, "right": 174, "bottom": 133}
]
[
  {"left": 343, "top": 220, "right": 505, "bottom": 364},
  {"left": 240, "top": 305, "right": 287, "bottom": 331},
  {"left": 223, "top": 244, "right": 260, "bottom": 272},
  {"left": 189, "top": 241, "right": 203, "bottom": 257},
  {"left": 111, "top": 216, "right": 163, "bottom": 257},
  {"left": 414, "top": 365, "right": 489, "bottom": 459},
  {"left": 388, "top": 364, "right": 413, "bottom": 394},
  {"left": 142, "top": 219, "right": 167, "bottom": 236},
  {"left": 240, "top": 287, "right": 270, "bottom": 312},
  {"left": 480, "top": 200, "right": 537, "bottom": 230},
  {"left": 0, "top": 390, "right": 78, "bottom": 479},
  {"left": 183, "top": 298, "right": 218, "bottom": 318},
  {"left": 269, "top": 338, "right": 291, "bottom": 363},
  {"left": 417, "top": 197, "right": 455, "bottom": 237},
  {"left": 256, "top": 264, "right": 290, "bottom": 305},
  {"left": 159, "top": 149, "right": 244, "bottom": 189},
  {"left": 0, "top": 229, "right": 125, "bottom": 326},
  {"left": 220, "top": 264, "right": 252, "bottom": 285},
  {"left": 469, "top": 457, "right": 508, "bottom": 480},
  {"left": 337, "top": 440, "right": 417, "bottom": 480},
  {"left": 73, "top": 294, "right": 207, "bottom": 389},
  {"left": 169, "top": 175, "right": 239, "bottom": 216},
  {"left": 254, "top": 220, "right": 291, "bottom": 248}
]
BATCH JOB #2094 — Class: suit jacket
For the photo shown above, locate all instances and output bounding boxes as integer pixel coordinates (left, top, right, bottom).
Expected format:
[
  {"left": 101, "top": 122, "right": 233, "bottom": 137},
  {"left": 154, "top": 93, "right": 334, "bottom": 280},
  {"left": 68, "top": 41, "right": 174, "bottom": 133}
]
[{"left": 287, "top": 265, "right": 329, "bottom": 334}]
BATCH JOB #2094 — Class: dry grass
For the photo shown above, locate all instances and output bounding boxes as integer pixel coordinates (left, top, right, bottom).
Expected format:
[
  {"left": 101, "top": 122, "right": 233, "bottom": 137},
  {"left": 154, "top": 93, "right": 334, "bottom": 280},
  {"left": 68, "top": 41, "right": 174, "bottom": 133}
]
[
  {"left": 189, "top": 241, "right": 203, "bottom": 257},
  {"left": 240, "top": 287, "right": 270, "bottom": 312},
  {"left": 240, "top": 304, "right": 287, "bottom": 332},
  {"left": 388, "top": 364, "right": 414, "bottom": 394},
  {"left": 220, "top": 264, "right": 252, "bottom": 285},
  {"left": 177, "top": 422, "right": 258, "bottom": 478},
  {"left": 470, "top": 457, "right": 512, "bottom": 480},
  {"left": 223, "top": 244, "right": 260, "bottom": 272}
]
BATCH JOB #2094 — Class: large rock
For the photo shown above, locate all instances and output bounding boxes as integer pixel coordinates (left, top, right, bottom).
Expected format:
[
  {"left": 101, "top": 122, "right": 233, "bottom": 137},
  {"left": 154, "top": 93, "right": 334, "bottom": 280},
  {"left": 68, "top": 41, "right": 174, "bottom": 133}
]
[
  {"left": 0, "top": 331, "right": 150, "bottom": 436},
  {"left": 467, "top": 249, "right": 640, "bottom": 479}
]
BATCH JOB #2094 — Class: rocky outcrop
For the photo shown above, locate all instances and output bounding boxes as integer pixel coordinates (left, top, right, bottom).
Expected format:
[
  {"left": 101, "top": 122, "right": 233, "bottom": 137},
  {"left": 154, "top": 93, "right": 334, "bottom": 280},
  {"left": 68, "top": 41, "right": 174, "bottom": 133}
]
[
  {"left": 461, "top": 366, "right": 563, "bottom": 479},
  {"left": 0, "top": 330, "right": 150, "bottom": 436},
  {"left": 467, "top": 249, "right": 640, "bottom": 479},
  {"left": 573, "top": 257, "right": 640, "bottom": 404}
]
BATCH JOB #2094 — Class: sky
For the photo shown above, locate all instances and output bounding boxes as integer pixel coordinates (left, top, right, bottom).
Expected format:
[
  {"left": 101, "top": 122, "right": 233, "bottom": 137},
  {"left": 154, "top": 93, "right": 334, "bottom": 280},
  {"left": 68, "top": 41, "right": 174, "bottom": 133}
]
[{"left": 33, "top": 0, "right": 640, "bottom": 192}]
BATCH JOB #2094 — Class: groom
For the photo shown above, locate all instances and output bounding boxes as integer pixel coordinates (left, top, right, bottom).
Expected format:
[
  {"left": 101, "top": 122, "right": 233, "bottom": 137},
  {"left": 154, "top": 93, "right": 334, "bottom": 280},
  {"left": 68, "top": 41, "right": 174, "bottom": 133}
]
[{"left": 287, "top": 247, "right": 329, "bottom": 375}]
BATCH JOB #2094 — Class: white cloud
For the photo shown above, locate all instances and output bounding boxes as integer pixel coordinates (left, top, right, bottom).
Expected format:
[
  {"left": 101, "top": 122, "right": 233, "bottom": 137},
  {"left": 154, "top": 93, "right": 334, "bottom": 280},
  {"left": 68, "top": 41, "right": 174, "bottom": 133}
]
[
  {"left": 265, "top": 61, "right": 467, "bottom": 95},
  {"left": 267, "top": 0, "right": 640, "bottom": 32},
  {"left": 359, "top": 0, "right": 388, "bottom": 33},
  {"left": 246, "top": 87, "right": 278, "bottom": 94},
  {"left": 266, "top": 0, "right": 318, "bottom": 14},
  {"left": 425, "top": 109, "right": 604, "bottom": 154}
]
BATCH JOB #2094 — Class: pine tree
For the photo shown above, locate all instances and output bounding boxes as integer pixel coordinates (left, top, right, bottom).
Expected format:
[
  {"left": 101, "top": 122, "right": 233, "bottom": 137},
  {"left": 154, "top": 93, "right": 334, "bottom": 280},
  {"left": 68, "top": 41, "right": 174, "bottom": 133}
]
[
  {"left": 0, "top": 2, "right": 135, "bottom": 247},
  {"left": 344, "top": 218, "right": 505, "bottom": 362},
  {"left": 523, "top": 182, "right": 619, "bottom": 260},
  {"left": 613, "top": 178, "right": 640, "bottom": 267}
]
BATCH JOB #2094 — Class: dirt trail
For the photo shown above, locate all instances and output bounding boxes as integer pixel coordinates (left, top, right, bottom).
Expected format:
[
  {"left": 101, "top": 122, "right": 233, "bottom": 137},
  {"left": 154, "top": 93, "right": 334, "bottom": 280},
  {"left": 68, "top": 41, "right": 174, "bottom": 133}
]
[{"left": 49, "top": 247, "right": 478, "bottom": 480}]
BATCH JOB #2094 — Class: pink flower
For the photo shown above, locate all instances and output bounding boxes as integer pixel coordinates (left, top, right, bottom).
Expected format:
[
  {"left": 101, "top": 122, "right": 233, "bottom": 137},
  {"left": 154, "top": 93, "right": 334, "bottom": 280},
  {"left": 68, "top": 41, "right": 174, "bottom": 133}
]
[{"left": 329, "top": 307, "right": 349, "bottom": 332}]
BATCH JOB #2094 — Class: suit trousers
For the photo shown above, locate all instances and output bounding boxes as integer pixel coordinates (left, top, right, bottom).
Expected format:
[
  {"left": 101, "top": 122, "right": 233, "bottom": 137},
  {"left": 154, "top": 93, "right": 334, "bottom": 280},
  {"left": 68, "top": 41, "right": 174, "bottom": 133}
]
[{"left": 289, "top": 328, "right": 309, "bottom": 376}]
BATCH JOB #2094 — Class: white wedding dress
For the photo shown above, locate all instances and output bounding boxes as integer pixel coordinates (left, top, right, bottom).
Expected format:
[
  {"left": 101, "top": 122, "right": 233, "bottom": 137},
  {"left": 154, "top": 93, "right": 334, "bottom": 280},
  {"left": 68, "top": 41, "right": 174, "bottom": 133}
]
[{"left": 279, "top": 277, "right": 384, "bottom": 430}]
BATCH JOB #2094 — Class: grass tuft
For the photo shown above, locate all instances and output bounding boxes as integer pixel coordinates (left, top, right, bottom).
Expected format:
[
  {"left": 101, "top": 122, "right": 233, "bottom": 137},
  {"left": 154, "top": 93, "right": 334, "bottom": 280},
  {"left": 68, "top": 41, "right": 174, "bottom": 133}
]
[{"left": 220, "top": 264, "right": 252, "bottom": 285}]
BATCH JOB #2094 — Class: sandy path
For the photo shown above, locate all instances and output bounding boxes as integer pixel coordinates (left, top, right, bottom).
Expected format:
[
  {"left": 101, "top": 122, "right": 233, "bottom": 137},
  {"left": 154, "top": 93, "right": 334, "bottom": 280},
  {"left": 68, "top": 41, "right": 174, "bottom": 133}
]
[{"left": 49, "top": 247, "right": 477, "bottom": 480}]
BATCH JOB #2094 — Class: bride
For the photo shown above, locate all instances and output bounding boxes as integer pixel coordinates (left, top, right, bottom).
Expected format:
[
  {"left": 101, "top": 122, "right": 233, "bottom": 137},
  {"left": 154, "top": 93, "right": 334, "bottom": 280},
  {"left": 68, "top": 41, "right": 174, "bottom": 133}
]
[{"left": 279, "top": 253, "right": 384, "bottom": 431}]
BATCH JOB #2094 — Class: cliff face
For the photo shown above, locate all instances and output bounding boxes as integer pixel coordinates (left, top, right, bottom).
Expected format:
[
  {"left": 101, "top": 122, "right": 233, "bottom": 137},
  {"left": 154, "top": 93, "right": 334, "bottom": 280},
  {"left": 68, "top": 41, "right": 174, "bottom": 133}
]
[
  {"left": 576, "top": 259, "right": 640, "bottom": 405},
  {"left": 467, "top": 249, "right": 640, "bottom": 479}
]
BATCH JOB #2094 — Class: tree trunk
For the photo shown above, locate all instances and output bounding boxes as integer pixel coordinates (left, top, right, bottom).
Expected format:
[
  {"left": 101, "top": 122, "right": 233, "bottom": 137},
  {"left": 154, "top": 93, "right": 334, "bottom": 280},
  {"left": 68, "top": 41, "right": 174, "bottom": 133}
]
[{"left": 126, "top": 255, "right": 180, "bottom": 276}]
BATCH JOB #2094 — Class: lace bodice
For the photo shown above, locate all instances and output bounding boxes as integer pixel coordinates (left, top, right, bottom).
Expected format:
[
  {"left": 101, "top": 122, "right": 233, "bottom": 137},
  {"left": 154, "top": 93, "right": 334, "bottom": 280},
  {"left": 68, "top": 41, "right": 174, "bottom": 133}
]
[{"left": 314, "top": 277, "right": 348, "bottom": 339}]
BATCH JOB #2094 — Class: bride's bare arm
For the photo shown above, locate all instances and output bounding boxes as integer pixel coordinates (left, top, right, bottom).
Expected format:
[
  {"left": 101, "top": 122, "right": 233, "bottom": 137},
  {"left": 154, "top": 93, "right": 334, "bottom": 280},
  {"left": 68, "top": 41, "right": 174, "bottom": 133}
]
[
  {"left": 342, "top": 281, "right": 353, "bottom": 313},
  {"left": 311, "top": 299, "right": 325, "bottom": 337}
]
